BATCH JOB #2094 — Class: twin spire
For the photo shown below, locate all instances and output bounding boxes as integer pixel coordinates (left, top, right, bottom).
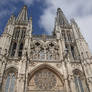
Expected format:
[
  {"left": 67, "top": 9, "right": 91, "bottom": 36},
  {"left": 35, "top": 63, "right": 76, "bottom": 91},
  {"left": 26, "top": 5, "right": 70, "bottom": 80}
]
[
  {"left": 16, "top": 5, "right": 28, "bottom": 21},
  {"left": 11, "top": 6, "right": 69, "bottom": 26},
  {"left": 16, "top": 6, "right": 69, "bottom": 25}
]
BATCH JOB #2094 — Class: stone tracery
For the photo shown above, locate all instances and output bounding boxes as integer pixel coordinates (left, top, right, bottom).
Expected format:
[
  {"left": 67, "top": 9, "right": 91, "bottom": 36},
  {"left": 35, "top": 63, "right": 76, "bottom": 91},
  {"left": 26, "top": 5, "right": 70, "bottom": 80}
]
[
  {"left": 73, "top": 69, "right": 89, "bottom": 92},
  {"left": 2, "top": 67, "right": 17, "bottom": 92},
  {"left": 34, "top": 69, "right": 56, "bottom": 90},
  {"left": 30, "top": 41, "right": 60, "bottom": 61},
  {"left": 28, "top": 68, "right": 64, "bottom": 92}
]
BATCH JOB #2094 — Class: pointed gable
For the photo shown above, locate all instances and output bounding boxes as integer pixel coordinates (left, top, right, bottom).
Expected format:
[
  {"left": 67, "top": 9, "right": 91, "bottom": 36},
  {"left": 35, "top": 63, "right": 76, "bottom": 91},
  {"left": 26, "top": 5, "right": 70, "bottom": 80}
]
[{"left": 16, "top": 5, "right": 28, "bottom": 22}]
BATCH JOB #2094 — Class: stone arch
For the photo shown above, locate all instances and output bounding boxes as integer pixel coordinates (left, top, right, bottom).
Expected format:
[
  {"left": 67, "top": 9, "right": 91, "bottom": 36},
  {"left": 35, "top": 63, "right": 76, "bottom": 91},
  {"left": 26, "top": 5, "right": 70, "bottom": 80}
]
[
  {"left": 27, "top": 64, "right": 65, "bottom": 92},
  {"left": 72, "top": 69, "right": 88, "bottom": 92},
  {"left": 28, "top": 64, "right": 64, "bottom": 82},
  {"left": 4, "top": 66, "right": 18, "bottom": 78},
  {"left": 5, "top": 65, "right": 18, "bottom": 71},
  {"left": 72, "top": 69, "right": 84, "bottom": 78},
  {"left": 2, "top": 67, "right": 18, "bottom": 92}
]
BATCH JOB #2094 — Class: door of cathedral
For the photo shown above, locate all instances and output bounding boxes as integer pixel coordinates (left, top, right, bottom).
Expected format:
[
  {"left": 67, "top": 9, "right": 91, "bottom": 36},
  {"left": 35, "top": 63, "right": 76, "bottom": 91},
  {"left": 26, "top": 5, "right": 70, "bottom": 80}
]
[{"left": 28, "top": 68, "right": 64, "bottom": 92}]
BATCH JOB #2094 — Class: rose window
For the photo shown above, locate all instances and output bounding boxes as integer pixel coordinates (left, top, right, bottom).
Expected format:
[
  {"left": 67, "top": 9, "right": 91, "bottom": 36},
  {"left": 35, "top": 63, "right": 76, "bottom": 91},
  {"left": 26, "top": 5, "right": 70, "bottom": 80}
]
[{"left": 34, "top": 69, "right": 56, "bottom": 90}]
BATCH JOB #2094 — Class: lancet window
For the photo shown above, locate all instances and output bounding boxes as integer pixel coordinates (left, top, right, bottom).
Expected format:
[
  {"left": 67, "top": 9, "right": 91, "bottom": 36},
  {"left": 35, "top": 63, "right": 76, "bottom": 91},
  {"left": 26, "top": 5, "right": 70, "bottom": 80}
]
[
  {"left": 21, "top": 28, "right": 26, "bottom": 39},
  {"left": 13, "top": 27, "right": 26, "bottom": 40},
  {"left": 13, "top": 28, "right": 20, "bottom": 40},
  {"left": 18, "top": 43, "right": 24, "bottom": 57},
  {"left": 5, "top": 73, "right": 16, "bottom": 92},
  {"left": 10, "top": 42, "right": 17, "bottom": 57},
  {"left": 70, "top": 45, "right": 79, "bottom": 60},
  {"left": 71, "top": 45, "right": 75, "bottom": 58},
  {"left": 61, "top": 30, "right": 66, "bottom": 41},
  {"left": 9, "top": 27, "right": 26, "bottom": 57},
  {"left": 73, "top": 69, "right": 89, "bottom": 92},
  {"left": 3, "top": 68, "right": 17, "bottom": 92},
  {"left": 67, "top": 31, "right": 72, "bottom": 41}
]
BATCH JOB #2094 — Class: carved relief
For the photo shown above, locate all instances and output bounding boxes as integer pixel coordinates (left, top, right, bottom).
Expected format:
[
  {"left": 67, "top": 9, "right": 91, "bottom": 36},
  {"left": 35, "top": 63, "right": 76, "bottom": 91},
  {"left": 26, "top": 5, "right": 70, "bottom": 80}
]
[{"left": 30, "top": 41, "right": 60, "bottom": 61}]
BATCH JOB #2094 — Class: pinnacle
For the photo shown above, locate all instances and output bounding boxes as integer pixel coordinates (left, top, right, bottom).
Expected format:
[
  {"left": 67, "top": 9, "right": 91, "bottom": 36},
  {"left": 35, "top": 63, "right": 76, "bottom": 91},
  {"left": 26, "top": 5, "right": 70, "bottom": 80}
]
[{"left": 16, "top": 5, "right": 28, "bottom": 21}]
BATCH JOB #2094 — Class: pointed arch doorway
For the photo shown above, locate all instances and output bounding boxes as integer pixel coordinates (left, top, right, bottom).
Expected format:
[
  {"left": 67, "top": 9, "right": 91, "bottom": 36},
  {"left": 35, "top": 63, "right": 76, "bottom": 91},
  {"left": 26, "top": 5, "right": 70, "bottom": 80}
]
[{"left": 27, "top": 65, "right": 65, "bottom": 92}]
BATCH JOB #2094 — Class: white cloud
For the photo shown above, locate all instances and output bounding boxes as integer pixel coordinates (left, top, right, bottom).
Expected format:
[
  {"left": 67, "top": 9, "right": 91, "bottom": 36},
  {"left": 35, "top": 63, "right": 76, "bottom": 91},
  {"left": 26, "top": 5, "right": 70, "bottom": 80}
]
[
  {"left": 21, "top": 0, "right": 41, "bottom": 5},
  {"left": 76, "top": 15, "right": 92, "bottom": 52},
  {"left": 21, "top": 0, "right": 34, "bottom": 5},
  {"left": 38, "top": 0, "right": 92, "bottom": 52}
]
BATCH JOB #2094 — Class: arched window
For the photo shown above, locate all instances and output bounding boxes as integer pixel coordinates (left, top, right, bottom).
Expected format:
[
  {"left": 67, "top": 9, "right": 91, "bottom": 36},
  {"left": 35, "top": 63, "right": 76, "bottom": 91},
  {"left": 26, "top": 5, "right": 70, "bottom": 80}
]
[
  {"left": 18, "top": 43, "right": 23, "bottom": 57},
  {"left": 21, "top": 29, "right": 26, "bottom": 39},
  {"left": 10, "top": 42, "right": 17, "bottom": 57},
  {"left": 71, "top": 45, "right": 75, "bottom": 59},
  {"left": 5, "top": 73, "right": 16, "bottom": 92},
  {"left": 74, "top": 76, "right": 84, "bottom": 92},
  {"left": 2, "top": 68, "right": 17, "bottom": 92},
  {"left": 28, "top": 68, "right": 64, "bottom": 92},
  {"left": 62, "top": 30, "right": 66, "bottom": 41},
  {"left": 65, "top": 44, "right": 69, "bottom": 53},
  {"left": 67, "top": 31, "right": 72, "bottom": 41},
  {"left": 13, "top": 28, "right": 20, "bottom": 40},
  {"left": 73, "top": 69, "right": 89, "bottom": 92}
]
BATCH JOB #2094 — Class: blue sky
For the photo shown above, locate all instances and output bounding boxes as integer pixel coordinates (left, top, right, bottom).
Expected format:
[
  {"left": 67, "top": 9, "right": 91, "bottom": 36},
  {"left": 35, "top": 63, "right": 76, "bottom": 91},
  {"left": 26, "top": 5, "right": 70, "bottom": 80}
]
[{"left": 0, "top": 0, "right": 92, "bottom": 52}]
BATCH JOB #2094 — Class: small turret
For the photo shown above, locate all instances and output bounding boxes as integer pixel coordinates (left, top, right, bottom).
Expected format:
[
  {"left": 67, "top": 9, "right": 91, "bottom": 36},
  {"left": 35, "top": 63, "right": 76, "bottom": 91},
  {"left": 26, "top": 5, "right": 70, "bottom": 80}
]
[{"left": 7, "top": 15, "right": 15, "bottom": 25}]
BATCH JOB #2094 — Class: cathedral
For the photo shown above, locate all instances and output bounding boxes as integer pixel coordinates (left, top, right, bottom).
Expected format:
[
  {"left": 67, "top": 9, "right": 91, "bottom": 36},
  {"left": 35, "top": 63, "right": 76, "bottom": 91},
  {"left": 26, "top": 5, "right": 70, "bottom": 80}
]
[{"left": 0, "top": 5, "right": 92, "bottom": 92}]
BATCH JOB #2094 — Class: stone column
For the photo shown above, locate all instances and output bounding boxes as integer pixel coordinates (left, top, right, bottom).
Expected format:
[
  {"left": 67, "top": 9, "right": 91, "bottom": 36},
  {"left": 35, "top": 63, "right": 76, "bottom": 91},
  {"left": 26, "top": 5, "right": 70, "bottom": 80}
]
[
  {"left": 69, "top": 75, "right": 76, "bottom": 92},
  {"left": 62, "top": 61, "right": 71, "bottom": 92},
  {"left": 64, "top": 79, "right": 71, "bottom": 92},
  {"left": 17, "top": 58, "right": 26, "bottom": 92}
]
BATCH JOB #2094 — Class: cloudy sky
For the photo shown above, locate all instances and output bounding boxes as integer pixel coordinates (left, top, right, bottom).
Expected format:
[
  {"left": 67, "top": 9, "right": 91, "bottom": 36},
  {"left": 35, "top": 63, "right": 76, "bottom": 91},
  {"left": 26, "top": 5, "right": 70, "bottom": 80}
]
[{"left": 0, "top": 0, "right": 92, "bottom": 52}]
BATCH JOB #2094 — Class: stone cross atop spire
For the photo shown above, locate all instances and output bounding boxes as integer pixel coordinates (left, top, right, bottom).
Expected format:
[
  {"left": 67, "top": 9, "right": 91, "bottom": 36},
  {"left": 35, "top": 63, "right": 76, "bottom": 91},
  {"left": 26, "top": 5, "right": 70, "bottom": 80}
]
[{"left": 16, "top": 5, "right": 28, "bottom": 21}]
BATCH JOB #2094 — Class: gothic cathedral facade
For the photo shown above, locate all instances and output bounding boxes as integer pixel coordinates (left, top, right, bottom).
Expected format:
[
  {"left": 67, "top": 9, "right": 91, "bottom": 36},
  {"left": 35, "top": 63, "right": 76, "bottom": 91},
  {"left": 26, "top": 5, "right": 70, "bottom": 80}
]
[{"left": 0, "top": 6, "right": 92, "bottom": 92}]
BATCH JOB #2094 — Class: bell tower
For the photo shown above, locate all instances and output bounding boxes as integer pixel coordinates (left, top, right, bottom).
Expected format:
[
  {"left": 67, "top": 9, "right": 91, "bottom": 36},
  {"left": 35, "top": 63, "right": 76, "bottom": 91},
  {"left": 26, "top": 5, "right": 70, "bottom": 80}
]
[{"left": 2, "top": 5, "right": 33, "bottom": 58}]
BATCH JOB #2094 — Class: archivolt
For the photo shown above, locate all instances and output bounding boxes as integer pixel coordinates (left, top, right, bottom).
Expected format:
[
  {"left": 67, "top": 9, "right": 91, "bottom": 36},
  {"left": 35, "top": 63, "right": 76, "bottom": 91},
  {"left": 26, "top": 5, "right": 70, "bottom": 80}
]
[
  {"left": 4, "top": 67, "right": 18, "bottom": 78},
  {"left": 28, "top": 64, "right": 64, "bottom": 84}
]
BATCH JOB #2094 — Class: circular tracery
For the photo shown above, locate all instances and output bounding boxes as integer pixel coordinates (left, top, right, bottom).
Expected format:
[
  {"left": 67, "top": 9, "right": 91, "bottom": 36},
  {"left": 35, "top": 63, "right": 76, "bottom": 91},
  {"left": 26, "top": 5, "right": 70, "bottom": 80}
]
[{"left": 34, "top": 69, "right": 56, "bottom": 90}]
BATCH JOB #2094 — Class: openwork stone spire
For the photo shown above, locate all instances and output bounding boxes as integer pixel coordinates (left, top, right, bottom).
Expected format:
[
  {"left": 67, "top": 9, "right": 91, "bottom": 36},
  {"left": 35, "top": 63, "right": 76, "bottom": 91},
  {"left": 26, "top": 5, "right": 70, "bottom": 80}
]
[
  {"left": 71, "top": 19, "right": 84, "bottom": 39},
  {"left": 16, "top": 5, "right": 28, "bottom": 21},
  {"left": 56, "top": 8, "right": 70, "bottom": 27}
]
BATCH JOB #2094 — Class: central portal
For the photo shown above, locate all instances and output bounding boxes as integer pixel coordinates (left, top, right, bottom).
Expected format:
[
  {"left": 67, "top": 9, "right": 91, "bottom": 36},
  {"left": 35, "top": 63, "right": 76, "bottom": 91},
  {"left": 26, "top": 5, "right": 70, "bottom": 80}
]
[{"left": 27, "top": 68, "right": 64, "bottom": 92}]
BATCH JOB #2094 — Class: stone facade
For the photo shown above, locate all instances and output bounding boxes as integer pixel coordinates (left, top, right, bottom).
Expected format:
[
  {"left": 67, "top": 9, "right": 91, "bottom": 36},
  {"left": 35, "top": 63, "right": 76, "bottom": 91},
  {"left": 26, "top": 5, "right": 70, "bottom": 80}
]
[{"left": 0, "top": 6, "right": 92, "bottom": 92}]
